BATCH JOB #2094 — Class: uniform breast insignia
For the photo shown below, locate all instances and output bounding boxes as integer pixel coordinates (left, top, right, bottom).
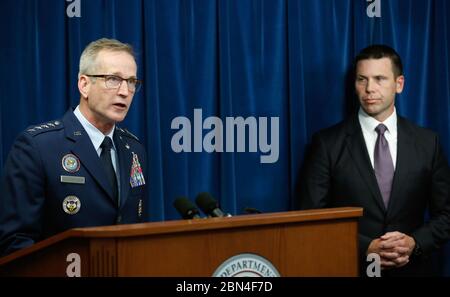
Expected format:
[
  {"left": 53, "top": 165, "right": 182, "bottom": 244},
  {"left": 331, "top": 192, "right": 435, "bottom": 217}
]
[
  {"left": 60, "top": 175, "right": 85, "bottom": 184},
  {"left": 130, "top": 152, "right": 146, "bottom": 187},
  {"left": 62, "top": 154, "right": 80, "bottom": 173},
  {"left": 62, "top": 195, "right": 81, "bottom": 215}
]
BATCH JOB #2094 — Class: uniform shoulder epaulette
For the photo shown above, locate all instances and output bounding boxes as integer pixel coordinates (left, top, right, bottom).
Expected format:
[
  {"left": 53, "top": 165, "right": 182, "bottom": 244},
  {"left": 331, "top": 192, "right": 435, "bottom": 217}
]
[
  {"left": 25, "top": 120, "right": 64, "bottom": 136},
  {"left": 117, "top": 127, "right": 140, "bottom": 142}
]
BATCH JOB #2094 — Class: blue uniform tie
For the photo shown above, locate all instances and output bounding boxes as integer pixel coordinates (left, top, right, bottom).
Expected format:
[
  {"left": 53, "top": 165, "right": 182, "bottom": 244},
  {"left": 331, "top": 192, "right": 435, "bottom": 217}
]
[{"left": 100, "top": 136, "right": 118, "bottom": 205}]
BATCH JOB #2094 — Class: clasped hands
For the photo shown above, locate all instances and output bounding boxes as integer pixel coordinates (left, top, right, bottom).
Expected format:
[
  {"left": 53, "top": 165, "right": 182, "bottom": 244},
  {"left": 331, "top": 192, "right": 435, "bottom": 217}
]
[{"left": 367, "top": 231, "right": 416, "bottom": 269}]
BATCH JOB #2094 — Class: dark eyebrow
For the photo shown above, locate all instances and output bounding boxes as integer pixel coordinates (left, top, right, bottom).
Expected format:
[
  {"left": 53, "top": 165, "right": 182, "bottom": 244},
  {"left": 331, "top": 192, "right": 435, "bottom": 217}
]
[{"left": 356, "top": 74, "right": 388, "bottom": 79}]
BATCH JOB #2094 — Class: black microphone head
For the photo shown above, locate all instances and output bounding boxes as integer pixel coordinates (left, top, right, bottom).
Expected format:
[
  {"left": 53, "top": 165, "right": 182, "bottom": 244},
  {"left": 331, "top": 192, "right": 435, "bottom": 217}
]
[
  {"left": 173, "top": 197, "right": 201, "bottom": 219},
  {"left": 195, "top": 192, "right": 220, "bottom": 216},
  {"left": 244, "top": 207, "right": 262, "bottom": 214}
]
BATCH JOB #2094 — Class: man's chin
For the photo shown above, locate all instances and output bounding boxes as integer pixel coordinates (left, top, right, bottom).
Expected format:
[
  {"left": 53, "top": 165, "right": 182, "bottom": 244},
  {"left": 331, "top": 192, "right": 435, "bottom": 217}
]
[
  {"left": 109, "top": 111, "right": 128, "bottom": 123},
  {"left": 361, "top": 105, "right": 395, "bottom": 121},
  {"left": 361, "top": 106, "right": 380, "bottom": 116}
]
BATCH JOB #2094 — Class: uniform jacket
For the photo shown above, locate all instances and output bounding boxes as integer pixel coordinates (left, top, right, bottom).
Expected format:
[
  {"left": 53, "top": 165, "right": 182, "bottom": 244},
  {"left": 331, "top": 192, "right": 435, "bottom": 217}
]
[{"left": 0, "top": 109, "right": 149, "bottom": 256}]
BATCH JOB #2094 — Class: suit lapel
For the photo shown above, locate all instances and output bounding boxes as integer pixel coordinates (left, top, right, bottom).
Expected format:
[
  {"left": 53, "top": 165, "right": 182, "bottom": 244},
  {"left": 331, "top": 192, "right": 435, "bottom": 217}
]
[
  {"left": 62, "top": 110, "right": 116, "bottom": 203},
  {"left": 114, "top": 130, "right": 133, "bottom": 209},
  {"left": 386, "top": 117, "right": 414, "bottom": 218},
  {"left": 344, "top": 116, "right": 387, "bottom": 212}
]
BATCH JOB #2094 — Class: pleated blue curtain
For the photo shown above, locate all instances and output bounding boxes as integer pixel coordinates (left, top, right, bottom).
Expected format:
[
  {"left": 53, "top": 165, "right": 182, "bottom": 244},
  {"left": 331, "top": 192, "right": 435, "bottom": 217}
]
[{"left": 1, "top": 0, "right": 449, "bottom": 274}]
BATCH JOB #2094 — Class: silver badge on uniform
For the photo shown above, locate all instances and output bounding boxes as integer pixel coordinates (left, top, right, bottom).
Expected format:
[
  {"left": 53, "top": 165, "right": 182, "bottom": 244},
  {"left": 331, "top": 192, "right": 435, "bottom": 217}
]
[
  {"left": 62, "top": 154, "right": 80, "bottom": 173},
  {"left": 62, "top": 195, "right": 81, "bottom": 215}
]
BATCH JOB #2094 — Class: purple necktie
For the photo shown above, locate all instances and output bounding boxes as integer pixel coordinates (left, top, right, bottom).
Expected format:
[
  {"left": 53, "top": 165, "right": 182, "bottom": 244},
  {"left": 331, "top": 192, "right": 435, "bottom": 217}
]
[{"left": 374, "top": 124, "right": 394, "bottom": 208}]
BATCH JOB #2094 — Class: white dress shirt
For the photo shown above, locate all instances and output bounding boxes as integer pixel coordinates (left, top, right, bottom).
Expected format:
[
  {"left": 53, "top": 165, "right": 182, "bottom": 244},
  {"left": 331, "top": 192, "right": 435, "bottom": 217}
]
[{"left": 358, "top": 107, "right": 397, "bottom": 170}]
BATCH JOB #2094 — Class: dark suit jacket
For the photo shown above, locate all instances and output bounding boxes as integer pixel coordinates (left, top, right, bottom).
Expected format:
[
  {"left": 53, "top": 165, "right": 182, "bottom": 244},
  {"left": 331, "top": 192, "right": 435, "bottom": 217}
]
[
  {"left": 0, "top": 109, "right": 149, "bottom": 256},
  {"left": 299, "top": 114, "right": 450, "bottom": 276}
]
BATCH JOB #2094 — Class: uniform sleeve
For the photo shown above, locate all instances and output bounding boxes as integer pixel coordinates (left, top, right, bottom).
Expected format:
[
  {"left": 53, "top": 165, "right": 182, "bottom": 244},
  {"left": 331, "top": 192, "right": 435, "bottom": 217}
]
[{"left": 0, "top": 133, "right": 46, "bottom": 256}]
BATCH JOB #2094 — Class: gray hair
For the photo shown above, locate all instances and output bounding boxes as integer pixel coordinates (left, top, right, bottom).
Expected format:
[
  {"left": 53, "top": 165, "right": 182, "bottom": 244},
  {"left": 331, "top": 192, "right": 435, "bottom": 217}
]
[{"left": 78, "top": 38, "right": 136, "bottom": 78}]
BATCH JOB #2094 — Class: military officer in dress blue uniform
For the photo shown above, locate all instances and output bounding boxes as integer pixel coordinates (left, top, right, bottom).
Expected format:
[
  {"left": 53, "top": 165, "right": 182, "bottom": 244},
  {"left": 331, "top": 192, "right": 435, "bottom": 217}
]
[{"left": 0, "top": 38, "right": 149, "bottom": 256}]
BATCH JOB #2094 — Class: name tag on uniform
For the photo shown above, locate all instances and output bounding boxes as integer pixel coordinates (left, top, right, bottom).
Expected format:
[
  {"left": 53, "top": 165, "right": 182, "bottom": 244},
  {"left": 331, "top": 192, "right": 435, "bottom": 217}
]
[{"left": 60, "top": 175, "right": 85, "bottom": 184}]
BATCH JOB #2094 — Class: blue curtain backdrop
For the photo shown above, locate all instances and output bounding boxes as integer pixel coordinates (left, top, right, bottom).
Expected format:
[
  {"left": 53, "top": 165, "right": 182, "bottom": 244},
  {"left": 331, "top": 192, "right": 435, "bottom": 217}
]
[{"left": 0, "top": 0, "right": 449, "bottom": 274}]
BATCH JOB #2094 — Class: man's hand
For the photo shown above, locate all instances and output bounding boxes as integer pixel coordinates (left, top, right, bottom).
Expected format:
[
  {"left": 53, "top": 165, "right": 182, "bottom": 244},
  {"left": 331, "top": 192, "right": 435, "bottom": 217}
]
[
  {"left": 367, "top": 231, "right": 416, "bottom": 269},
  {"left": 367, "top": 237, "right": 398, "bottom": 269}
]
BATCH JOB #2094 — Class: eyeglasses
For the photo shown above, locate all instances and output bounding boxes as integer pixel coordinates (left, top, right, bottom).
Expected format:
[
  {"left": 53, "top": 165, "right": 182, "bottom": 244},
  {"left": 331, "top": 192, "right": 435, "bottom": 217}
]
[{"left": 86, "top": 74, "right": 142, "bottom": 92}]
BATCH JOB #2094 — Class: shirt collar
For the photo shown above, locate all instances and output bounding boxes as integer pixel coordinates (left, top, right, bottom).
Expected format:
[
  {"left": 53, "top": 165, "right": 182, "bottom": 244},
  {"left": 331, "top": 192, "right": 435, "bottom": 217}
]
[
  {"left": 358, "top": 107, "right": 397, "bottom": 136},
  {"left": 73, "top": 105, "right": 116, "bottom": 151}
]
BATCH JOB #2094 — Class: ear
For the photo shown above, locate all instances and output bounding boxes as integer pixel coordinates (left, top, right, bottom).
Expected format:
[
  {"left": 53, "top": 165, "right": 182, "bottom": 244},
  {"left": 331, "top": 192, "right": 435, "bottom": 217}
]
[
  {"left": 395, "top": 75, "right": 405, "bottom": 94},
  {"left": 78, "top": 75, "right": 90, "bottom": 99}
]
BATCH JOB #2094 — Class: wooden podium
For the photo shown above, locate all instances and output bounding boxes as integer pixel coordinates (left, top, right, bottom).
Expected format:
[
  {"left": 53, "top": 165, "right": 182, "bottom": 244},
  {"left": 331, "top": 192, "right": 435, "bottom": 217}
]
[{"left": 0, "top": 207, "right": 362, "bottom": 276}]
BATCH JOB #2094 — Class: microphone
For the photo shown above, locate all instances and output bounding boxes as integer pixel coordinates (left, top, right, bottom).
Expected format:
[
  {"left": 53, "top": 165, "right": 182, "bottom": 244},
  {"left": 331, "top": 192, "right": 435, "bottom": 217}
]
[
  {"left": 244, "top": 207, "right": 262, "bottom": 214},
  {"left": 195, "top": 192, "right": 231, "bottom": 218},
  {"left": 173, "top": 197, "right": 202, "bottom": 219}
]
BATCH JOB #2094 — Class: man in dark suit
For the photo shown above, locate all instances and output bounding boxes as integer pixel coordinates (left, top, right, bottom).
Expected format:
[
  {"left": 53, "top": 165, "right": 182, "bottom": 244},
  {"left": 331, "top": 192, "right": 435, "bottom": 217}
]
[
  {"left": 299, "top": 45, "right": 450, "bottom": 276},
  {"left": 0, "top": 38, "right": 149, "bottom": 256}
]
